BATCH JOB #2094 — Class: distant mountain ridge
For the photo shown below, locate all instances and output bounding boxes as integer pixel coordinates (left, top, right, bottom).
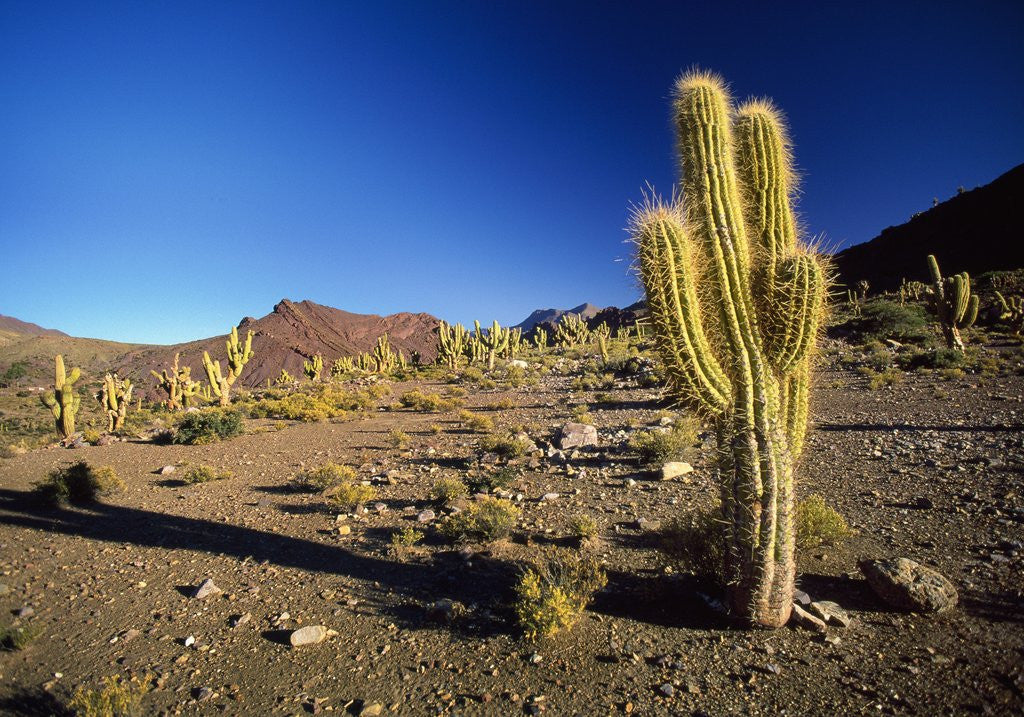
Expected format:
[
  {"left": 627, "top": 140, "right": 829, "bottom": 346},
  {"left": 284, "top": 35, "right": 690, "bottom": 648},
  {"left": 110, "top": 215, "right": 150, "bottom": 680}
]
[
  {"left": 0, "top": 314, "right": 67, "bottom": 337},
  {"left": 514, "top": 303, "right": 603, "bottom": 332},
  {"left": 832, "top": 162, "right": 1024, "bottom": 291}
]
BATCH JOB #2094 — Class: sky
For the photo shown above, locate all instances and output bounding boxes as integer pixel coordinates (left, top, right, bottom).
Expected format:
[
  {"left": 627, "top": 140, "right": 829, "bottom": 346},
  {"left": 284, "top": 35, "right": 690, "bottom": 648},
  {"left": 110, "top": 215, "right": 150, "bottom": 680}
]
[{"left": 2, "top": 1, "right": 1022, "bottom": 344}]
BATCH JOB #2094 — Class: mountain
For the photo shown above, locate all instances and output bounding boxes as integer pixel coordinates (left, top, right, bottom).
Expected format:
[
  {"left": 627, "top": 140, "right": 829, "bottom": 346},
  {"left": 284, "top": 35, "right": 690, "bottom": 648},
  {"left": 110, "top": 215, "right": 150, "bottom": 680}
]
[
  {"left": 0, "top": 314, "right": 68, "bottom": 338},
  {"left": 113, "top": 299, "right": 441, "bottom": 391},
  {"left": 832, "top": 163, "right": 1024, "bottom": 292},
  {"left": 514, "top": 303, "right": 604, "bottom": 332}
]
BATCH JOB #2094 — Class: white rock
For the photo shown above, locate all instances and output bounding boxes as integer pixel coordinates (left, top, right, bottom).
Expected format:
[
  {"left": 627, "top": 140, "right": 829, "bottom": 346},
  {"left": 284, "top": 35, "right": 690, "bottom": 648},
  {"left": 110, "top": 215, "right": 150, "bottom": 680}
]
[
  {"left": 289, "top": 625, "right": 328, "bottom": 646},
  {"left": 660, "top": 462, "right": 693, "bottom": 480}
]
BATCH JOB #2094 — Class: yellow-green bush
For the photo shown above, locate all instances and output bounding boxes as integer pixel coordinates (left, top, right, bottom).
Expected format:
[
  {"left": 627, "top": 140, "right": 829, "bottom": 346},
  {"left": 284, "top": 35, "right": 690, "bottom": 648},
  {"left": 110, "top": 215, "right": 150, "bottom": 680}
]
[
  {"left": 628, "top": 418, "right": 700, "bottom": 465},
  {"left": 439, "top": 497, "right": 519, "bottom": 542},
  {"left": 479, "top": 432, "right": 532, "bottom": 458},
  {"left": 324, "top": 482, "right": 377, "bottom": 511},
  {"left": 33, "top": 462, "right": 123, "bottom": 505},
  {"left": 182, "top": 464, "right": 233, "bottom": 484},
  {"left": 514, "top": 553, "right": 606, "bottom": 640},
  {"left": 399, "top": 389, "right": 462, "bottom": 412},
  {"left": 795, "top": 494, "right": 852, "bottom": 549},
  {"left": 458, "top": 409, "right": 494, "bottom": 433},
  {"left": 69, "top": 673, "right": 152, "bottom": 717},
  {"left": 292, "top": 463, "right": 357, "bottom": 492},
  {"left": 659, "top": 506, "right": 725, "bottom": 580},
  {"left": 387, "top": 429, "right": 410, "bottom": 448}
]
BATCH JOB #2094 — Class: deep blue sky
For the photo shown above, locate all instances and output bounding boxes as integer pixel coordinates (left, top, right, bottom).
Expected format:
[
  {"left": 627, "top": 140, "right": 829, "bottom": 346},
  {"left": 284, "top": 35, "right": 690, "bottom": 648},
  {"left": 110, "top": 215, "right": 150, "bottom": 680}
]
[{"left": 2, "top": 1, "right": 1022, "bottom": 344}]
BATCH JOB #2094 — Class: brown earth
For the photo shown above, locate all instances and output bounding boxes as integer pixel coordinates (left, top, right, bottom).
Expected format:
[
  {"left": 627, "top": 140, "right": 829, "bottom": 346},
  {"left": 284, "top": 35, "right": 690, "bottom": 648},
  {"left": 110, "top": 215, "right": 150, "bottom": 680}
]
[{"left": 0, "top": 351, "right": 1022, "bottom": 715}]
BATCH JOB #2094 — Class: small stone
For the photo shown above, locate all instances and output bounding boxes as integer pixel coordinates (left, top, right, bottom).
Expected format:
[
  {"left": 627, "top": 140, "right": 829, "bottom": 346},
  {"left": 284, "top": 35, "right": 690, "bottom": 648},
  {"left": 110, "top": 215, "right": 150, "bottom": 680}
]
[
  {"left": 122, "top": 629, "right": 141, "bottom": 642},
  {"left": 230, "top": 613, "right": 251, "bottom": 628},
  {"left": 791, "top": 603, "right": 827, "bottom": 633},
  {"left": 540, "top": 492, "right": 559, "bottom": 502},
  {"left": 809, "top": 600, "right": 854, "bottom": 628},
  {"left": 336, "top": 525, "right": 352, "bottom": 536},
  {"left": 860, "top": 557, "right": 958, "bottom": 613},
  {"left": 192, "top": 579, "right": 222, "bottom": 600},
  {"left": 793, "top": 589, "right": 812, "bottom": 606},
  {"left": 96, "top": 434, "right": 115, "bottom": 446},
  {"left": 914, "top": 496, "right": 935, "bottom": 510},
  {"left": 158, "top": 465, "right": 176, "bottom": 475},
  {"left": 509, "top": 360, "right": 529, "bottom": 369},
  {"left": 194, "top": 687, "right": 213, "bottom": 702},
  {"left": 657, "top": 683, "right": 675, "bottom": 697},
  {"left": 529, "top": 651, "right": 543, "bottom": 664},
  {"left": 427, "top": 599, "right": 464, "bottom": 623},
  {"left": 358, "top": 703, "right": 383, "bottom": 716},
  {"left": 660, "top": 462, "right": 693, "bottom": 480},
  {"left": 558, "top": 422, "right": 599, "bottom": 450},
  {"left": 289, "top": 625, "right": 328, "bottom": 646},
  {"left": 417, "top": 509, "right": 436, "bottom": 523},
  {"left": 184, "top": 635, "right": 196, "bottom": 647},
  {"left": 15, "top": 606, "right": 34, "bottom": 618}
]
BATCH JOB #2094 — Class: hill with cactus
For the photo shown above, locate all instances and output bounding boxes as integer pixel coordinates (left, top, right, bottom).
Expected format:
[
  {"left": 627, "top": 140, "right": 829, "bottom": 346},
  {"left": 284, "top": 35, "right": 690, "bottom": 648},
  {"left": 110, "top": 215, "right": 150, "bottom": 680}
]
[{"left": 832, "top": 162, "right": 1024, "bottom": 292}]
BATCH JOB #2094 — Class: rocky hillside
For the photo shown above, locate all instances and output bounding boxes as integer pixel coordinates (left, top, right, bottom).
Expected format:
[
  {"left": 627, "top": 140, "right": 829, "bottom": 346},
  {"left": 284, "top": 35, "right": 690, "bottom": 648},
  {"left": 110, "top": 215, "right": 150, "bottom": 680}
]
[
  {"left": 832, "top": 162, "right": 1024, "bottom": 291},
  {"left": 514, "top": 303, "right": 604, "bottom": 332}
]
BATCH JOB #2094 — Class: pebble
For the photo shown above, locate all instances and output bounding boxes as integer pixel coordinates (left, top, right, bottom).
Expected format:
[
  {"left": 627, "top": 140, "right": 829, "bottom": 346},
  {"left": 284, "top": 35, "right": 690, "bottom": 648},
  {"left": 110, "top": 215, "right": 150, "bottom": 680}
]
[
  {"left": 658, "top": 683, "right": 675, "bottom": 697},
  {"left": 289, "top": 625, "right": 328, "bottom": 646},
  {"left": 540, "top": 492, "right": 560, "bottom": 502},
  {"left": 192, "top": 578, "right": 222, "bottom": 600},
  {"left": 417, "top": 509, "right": 436, "bottom": 523},
  {"left": 358, "top": 703, "right": 383, "bottom": 716},
  {"left": 158, "top": 465, "right": 176, "bottom": 475},
  {"left": 660, "top": 462, "right": 693, "bottom": 480}
]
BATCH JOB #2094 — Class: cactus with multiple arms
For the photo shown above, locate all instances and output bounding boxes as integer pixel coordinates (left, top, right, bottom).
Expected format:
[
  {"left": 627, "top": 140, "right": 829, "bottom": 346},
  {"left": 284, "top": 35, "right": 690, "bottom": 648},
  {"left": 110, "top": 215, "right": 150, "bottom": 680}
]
[
  {"left": 373, "top": 334, "right": 398, "bottom": 373},
  {"left": 532, "top": 327, "right": 549, "bottom": 351},
  {"left": 631, "top": 72, "right": 827, "bottom": 627},
  {"left": 475, "top": 320, "right": 509, "bottom": 370},
  {"left": 995, "top": 291, "right": 1024, "bottom": 336},
  {"left": 554, "top": 313, "right": 589, "bottom": 347},
  {"left": 303, "top": 354, "right": 324, "bottom": 382},
  {"left": 437, "top": 321, "right": 468, "bottom": 368},
  {"left": 331, "top": 356, "right": 355, "bottom": 377},
  {"left": 927, "top": 255, "right": 978, "bottom": 352},
  {"left": 276, "top": 369, "right": 295, "bottom": 386},
  {"left": 203, "top": 326, "right": 255, "bottom": 406},
  {"left": 504, "top": 327, "right": 524, "bottom": 359},
  {"left": 41, "top": 355, "right": 81, "bottom": 441},
  {"left": 151, "top": 353, "right": 203, "bottom": 409},
  {"left": 97, "top": 373, "right": 133, "bottom": 432}
]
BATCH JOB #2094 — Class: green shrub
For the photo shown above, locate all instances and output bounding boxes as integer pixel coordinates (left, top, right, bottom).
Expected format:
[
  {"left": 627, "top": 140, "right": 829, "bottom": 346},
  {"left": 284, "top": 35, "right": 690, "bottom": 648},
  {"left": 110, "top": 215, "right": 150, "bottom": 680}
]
[
  {"left": 659, "top": 506, "right": 725, "bottom": 580},
  {"left": 628, "top": 418, "right": 700, "bottom": 465},
  {"left": 387, "top": 429, "right": 411, "bottom": 448},
  {"left": 466, "top": 466, "right": 518, "bottom": 494},
  {"left": 69, "top": 673, "right": 152, "bottom": 717},
  {"left": 292, "top": 463, "right": 357, "bottom": 492},
  {"left": 484, "top": 397, "right": 516, "bottom": 411},
  {"left": 390, "top": 526, "right": 424, "bottom": 549},
  {"left": 568, "top": 514, "right": 599, "bottom": 541},
  {"left": 399, "top": 389, "right": 461, "bottom": 412},
  {"left": 439, "top": 497, "right": 520, "bottom": 542},
  {"left": 33, "top": 462, "right": 123, "bottom": 505},
  {"left": 858, "top": 367, "right": 903, "bottom": 390},
  {"left": 182, "top": 464, "right": 233, "bottom": 484},
  {"left": 513, "top": 553, "right": 606, "bottom": 640},
  {"left": 570, "top": 405, "right": 594, "bottom": 425},
  {"left": 429, "top": 477, "right": 468, "bottom": 505},
  {"left": 324, "top": 482, "right": 377, "bottom": 511},
  {"left": 173, "top": 409, "right": 243, "bottom": 444},
  {"left": 842, "top": 300, "right": 933, "bottom": 345},
  {"left": 0, "top": 623, "right": 41, "bottom": 651},
  {"left": 479, "top": 432, "right": 532, "bottom": 458},
  {"left": 457, "top": 367, "right": 485, "bottom": 384},
  {"left": 458, "top": 409, "right": 494, "bottom": 433},
  {"left": 795, "top": 494, "right": 851, "bottom": 549},
  {"left": 82, "top": 428, "right": 103, "bottom": 445}
]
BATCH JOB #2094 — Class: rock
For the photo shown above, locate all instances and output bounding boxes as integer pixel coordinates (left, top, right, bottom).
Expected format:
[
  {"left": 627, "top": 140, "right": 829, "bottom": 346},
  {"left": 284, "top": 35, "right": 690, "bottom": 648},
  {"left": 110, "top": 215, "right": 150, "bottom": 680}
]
[
  {"left": 96, "top": 434, "right": 115, "bottom": 446},
  {"left": 0, "top": 583, "right": 9, "bottom": 596},
  {"left": 660, "top": 462, "right": 693, "bottom": 480},
  {"left": 558, "top": 422, "right": 598, "bottom": 450},
  {"left": 859, "top": 557, "right": 958, "bottom": 613},
  {"left": 914, "top": 496, "right": 935, "bottom": 510},
  {"left": 809, "top": 600, "right": 853, "bottom": 628},
  {"left": 657, "top": 683, "right": 675, "bottom": 697},
  {"left": 509, "top": 360, "right": 529, "bottom": 369},
  {"left": 192, "top": 579, "right": 222, "bottom": 600},
  {"left": 336, "top": 524, "right": 352, "bottom": 536},
  {"left": 540, "top": 492, "right": 560, "bottom": 502},
  {"left": 793, "top": 589, "right": 812, "bottom": 606},
  {"left": 193, "top": 687, "right": 213, "bottom": 702},
  {"left": 427, "top": 598, "right": 464, "bottom": 624},
  {"left": 229, "top": 613, "right": 251, "bottom": 628},
  {"left": 15, "top": 606, "right": 34, "bottom": 618},
  {"left": 790, "top": 603, "right": 827, "bottom": 633},
  {"left": 416, "top": 509, "right": 436, "bottom": 523},
  {"left": 359, "top": 704, "right": 383, "bottom": 717},
  {"left": 289, "top": 625, "right": 328, "bottom": 646},
  {"left": 158, "top": 465, "right": 176, "bottom": 475}
]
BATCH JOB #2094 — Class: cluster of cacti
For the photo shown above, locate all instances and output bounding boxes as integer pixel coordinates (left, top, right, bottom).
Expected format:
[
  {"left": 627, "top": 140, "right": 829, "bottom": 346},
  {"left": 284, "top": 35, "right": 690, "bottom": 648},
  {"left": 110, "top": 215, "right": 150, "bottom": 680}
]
[
  {"left": 996, "top": 291, "right": 1024, "bottom": 336},
  {"left": 855, "top": 279, "right": 870, "bottom": 301},
  {"left": 276, "top": 369, "right": 296, "bottom": 386},
  {"left": 554, "top": 313, "right": 589, "bottom": 347},
  {"left": 202, "top": 327, "right": 255, "bottom": 406},
  {"left": 373, "top": 334, "right": 398, "bottom": 373},
  {"left": 592, "top": 321, "right": 611, "bottom": 354},
  {"left": 614, "top": 325, "right": 632, "bottom": 341},
  {"left": 97, "top": 373, "right": 133, "bottom": 432},
  {"left": 504, "top": 327, "right": 524, "bottom": 359},
  {"left": 303, "top": 353, "right": 324, "bottom": 382},
  {"left": 927, "top": 255, "right": 978, "bottom": 352},
  {"left": 437, "top": 320, "right": 469, "bottom": 368},
  {"left": 356, "top": 351, "right": 375, "bottom": 372},
  {"left": 331, "top": 356, "right": 355, "bottom": 377},
  {"left": 846, "top": 289, "right": 862, "bottom": 317},
  {"left": 898, "top": 278, "right": 926, "bottom": 304},
  {"left": 631, "top": 71, "right": 827, "bottom": 627},
  {"left": 151, "top": 353, "right": 206, "bottom": 410},
  {"left": 532, "top": 327, "right": 549, "bottom": 351},
  {"left": 41, "top": 355, "right": 81, "bottom": 441},
  {"left": 466, "top": 334, "right": 486, "bottom": 365},
  {"left": 475, "top": 320, "right": 510, "bottom": 370}
]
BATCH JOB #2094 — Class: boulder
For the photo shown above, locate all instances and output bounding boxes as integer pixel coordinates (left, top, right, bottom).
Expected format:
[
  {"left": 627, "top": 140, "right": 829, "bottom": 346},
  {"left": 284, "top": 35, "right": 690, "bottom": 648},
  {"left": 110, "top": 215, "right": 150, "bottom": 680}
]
[{"left": 859, "top": 557, "right": 958, "bottom": 613}]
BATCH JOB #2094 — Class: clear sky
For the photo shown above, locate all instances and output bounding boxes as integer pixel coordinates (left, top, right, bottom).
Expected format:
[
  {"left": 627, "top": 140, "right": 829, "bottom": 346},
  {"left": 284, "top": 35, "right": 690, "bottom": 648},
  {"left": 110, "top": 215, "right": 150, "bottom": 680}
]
[{"left": 2, "top": 1, "right": 1022, "bottom": 344}]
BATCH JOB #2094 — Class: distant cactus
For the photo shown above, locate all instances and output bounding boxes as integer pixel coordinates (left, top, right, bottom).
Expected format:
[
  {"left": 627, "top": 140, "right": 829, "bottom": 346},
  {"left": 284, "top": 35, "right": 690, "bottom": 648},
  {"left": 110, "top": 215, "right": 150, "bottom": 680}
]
[
  {"left": 927, "top": 255, "right": 978, "bottom": 352},
  {"left": 41, "top": 355, "right": 81, "bottom": 441},
  {"left": 554, "top": 314, "right": 589, "bottom": 347},
  {"left": 631, "top": 71, "right": 827, "bottom": 627},
  {"left": 331, "top": 356, "right": 355, "bottom": 377},
  {"left": 276, "top": 369, "right": 295, "bottom": 386},
  {"left": 203, "top": 327, "right": 255, "bottom": 406},
  {"left": 899, "top": 278, "right": 926, "bottom": 304},
  {"left": 532, "top": 327, "right": 549, "bottom": 351},
  {"left": 614, "top": 325, "right": 632, "bottom": 341},
  {"left": 475, "top": 320, "right": 509, "bottom": 370},
  {"left": 398, "top": 350, "right": 408, "bottom": 371},
  {"left": 597, "top": 333, "right": 609, "bottom": 364},
  {"left": 996, "top": 291, "right": 1024, "bottom": 336},
  {"left": 410, "top": 350, "right": 422, "bottom": 366},
  {"left": 634, "top": 318, "right": 648, "bottom": 340},
  {"left": 855, "top": 280, "right": 870, "bottom": 301},
  {"left": 504, "top": 327, "right": 524, "bottom": 359},
  {"left": 466, "top": 334, "right": 486, "bottom": 366},
  {"left": 151, "top": 353, "right": 203, "bottom": 409},
  {"left": 846, "top": 289, "right": 862, "bottom": 317},
  {"left": 303, "top": 354, "right": 324, "bottom": 382},
  {"left": 437, "top": 320, "right": 468, "bottom": 368},
  {"left": 593, "top": 321, "right": 611, "bottom": 344},
  {"left": 97, "top": 373, "right": 133, "bottom": 432},
  {"left": 356, "top": 352, "right": 375, "bottom": 372},
  {"left": 373, "top": 334, "right": 398, "bottom": 373}
]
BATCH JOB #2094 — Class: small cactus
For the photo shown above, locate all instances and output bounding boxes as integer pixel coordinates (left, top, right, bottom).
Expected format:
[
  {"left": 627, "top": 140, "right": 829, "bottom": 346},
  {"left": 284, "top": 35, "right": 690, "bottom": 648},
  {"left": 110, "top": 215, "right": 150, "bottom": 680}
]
[
  {"left": 303, "top": 354, "right": 324, "bottom": 382},
  {"left": 203, "top": 327, "right": 254, "bottom": 406},
  {"left": 373, "top": 334, "right": 398, "bottom": 373},
  {"left": 437, "top": 321, "right": 468, "bottom": 369},
  {"left": 554, "top": 314, "right": 589, "bottom": 347},
  {"left": 532, "top": 327, "right": 549, "bottom": 351},
  {"left": 97, "top": 373, "right": 133, "bottom": 432},
  {"left": 41, "top": 355, "right": 80, "bottom": 441},
  {"left": 276, "top": 369, "right": 295, "bottom": 386},
  {"left": 996, "top": 291, "right": 1024, "bottom": 336},
  {"left": 927, "top": 255, "right": 978, "bottom": 352},
  {"left": 475, "top": 320, "right": 509, "bottom": 370}
]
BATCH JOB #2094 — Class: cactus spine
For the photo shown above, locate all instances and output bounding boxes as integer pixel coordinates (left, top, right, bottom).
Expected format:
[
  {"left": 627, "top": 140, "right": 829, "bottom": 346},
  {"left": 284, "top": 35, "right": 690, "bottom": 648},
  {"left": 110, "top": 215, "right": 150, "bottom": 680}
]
[
  {"left": 98, "top": 373, "right": 133, "bottom": 432},
  {"left": 631, "top": 72, "right": 827, "bottom": 628},
  {"left": 41, "top": 355, "right": 81, "bottom": 441},
  {"left": 437, "top": 320, "right": 468, "bottom": 368},
  {"left": 927, "top": 255, "right": 978, "bottom": 352},
  {"left": 475, "top": 320, "right": 509, "bottom": 370},
  {"left": 203, "top": 327, "right": 254, "bottom": 406},
  {"left": 303, "top": 354, "right": 324, "bottom": 382}
]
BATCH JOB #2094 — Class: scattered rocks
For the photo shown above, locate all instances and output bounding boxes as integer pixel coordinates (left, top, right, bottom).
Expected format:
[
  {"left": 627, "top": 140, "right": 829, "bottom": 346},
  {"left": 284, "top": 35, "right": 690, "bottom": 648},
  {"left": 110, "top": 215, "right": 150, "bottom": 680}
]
[
  {"left": 558, "top": 422, "right": 598, "bottom": 450},
  {"left": 416, "top": 509, "right": 436, "bottom": 523},
  {"left": 427, "top": 598, "right": 464, "bottom": 624},
  {"left": 809, "top": 600, "right": 853, "bottom": 628},
  {"left": 791, "top": 603, "right": 827, "bottom": 633},
  {"left": 289, "top": 625, "right": 328, "bottom": 646},
  {"left": 660, "top": 462, "right": 693, "bottom": 480},
  {"left": 192, "top": 578, "right": 222, "bottom": 600},
  {"left": 859, "top": 557, "right": 958, "bottom": 613}
]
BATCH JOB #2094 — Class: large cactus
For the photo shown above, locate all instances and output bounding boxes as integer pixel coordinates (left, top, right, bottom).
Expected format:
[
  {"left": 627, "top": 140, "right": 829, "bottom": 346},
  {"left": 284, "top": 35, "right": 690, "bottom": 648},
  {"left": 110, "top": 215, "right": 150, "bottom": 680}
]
[
  {"left": 331, "top": 356, "right": 355, "bottom": 377},
  {"left": 437, "top": 321, "right": 468, "bottom": 369},
  {"left": 927, "top": 255, "right": 978, "bottom": 352},
  {"left": 97, "top": 373, "right": 133, "bottom": 432},
  {"left": 203, "top": 326, "right": 254, "bottom": 406},
  {"left": 303, "top": 353, "right": 324, "bottom": 382},
  {"left": 151, "top": 353, "right": 202, "bottom": 409},
  {"left": 475, "top": 320, "right": 509, "bottom": 370},
  {"left": 631, "top": 72, "right": 827, "bottom": 627},
  {"left": 373, "top": 334, "right": 398, "bottom": 373},
  {"left": 554, "top": 313, "right": 589, "bottom": 347},
  {"left": 532, "top": 327, "right": 549, "bottom": 351},
  {"left": 41, "top": 355, "right": 81, "bottom": 441}
]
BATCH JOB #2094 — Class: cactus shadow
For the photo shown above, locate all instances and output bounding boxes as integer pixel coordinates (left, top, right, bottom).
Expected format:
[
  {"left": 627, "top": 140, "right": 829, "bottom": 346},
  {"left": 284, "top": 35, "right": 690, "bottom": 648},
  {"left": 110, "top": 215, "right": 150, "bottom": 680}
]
[
  {"left": 591, "top": 569, "right": 729, "bottom": 630},
  {"left": 0, "top": 686, "right": 73, "bottom": 716}
]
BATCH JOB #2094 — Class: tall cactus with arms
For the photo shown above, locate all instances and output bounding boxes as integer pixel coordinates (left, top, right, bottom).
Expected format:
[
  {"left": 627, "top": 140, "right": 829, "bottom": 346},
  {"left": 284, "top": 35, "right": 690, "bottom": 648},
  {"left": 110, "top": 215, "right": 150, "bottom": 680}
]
[
  {"left": 926, "top": 255, "right": 978, "bottom": 352},
  {"left": 41, "top": 355, "right": 81, "bottom": 441},
  {"left": 203, "top": 326, "right": 254, "bottom": 406},
  {"left": 631, "top": 71, "right": 827, "bottom": 627}
]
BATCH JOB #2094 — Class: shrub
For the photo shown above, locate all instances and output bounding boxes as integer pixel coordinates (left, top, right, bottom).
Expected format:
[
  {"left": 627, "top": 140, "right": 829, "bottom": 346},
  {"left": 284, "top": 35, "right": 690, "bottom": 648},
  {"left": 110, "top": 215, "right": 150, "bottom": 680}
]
[
  {"left": 795, "top": 494, "right": 851, "bottom": 549},
  {"left": 429, "top": 477, "right": 468, "bottom": 505},
  {"left": 182, "top": 464, "right": 233, "bottom": 484},
  {"left": 33, "top": 462, "right": 123, "bottom": 505},
  {"left": 173, "top": 409, "right": 243, "bottom": 445},
  {"left": 513, "top": 553, "right": 607, "bottom": 640},
  {"left": 659, "top": 506, "right": 724, "bottom": 580},
  {"left": 292, "top": 463, "right": 357, "bottom": 492},
  {"left": 571, "top": 406, "right": 594, "bottom": 425},
  {"left": 428, "top": 423, "right": 443, "bottom": 434},
  {"left": 0, "top": 623, "right": 41, "bottom": 651},
  {"left": 391, "top": 526, "right": 424, "bottom": 549},
  {"left": 841, "top": 300, "right": 933, "bottom": 345},
  {"left": 466, "top": 466, "right": 519, "bottom": 494},
  {"left": 484, "top": 397, "right": 516, "bottom": 411},
  {"left": 568, "top": 514, "right": 598, "bottom": 541},
  {"left": 458, "top": 409, "right": 494, "bottom": 433},
  {"left": 858, "top": 367, "right": 903, "bottom": 390},
  {"left": 479, "top": 432, "right": 532, "bottom": 458},
  {"left": 628, "top": 418, "right": 700, "bottom": 465},
  {"left": 439, "top": 497, "right": 520, "bottom": 542},
  {"left": 387, "top": 429, "right": 410, "bottom": 448},
  {"left": 938, "top": 367, "right": 966, "bottom": 381},
  {"left": 82, "top": 428, "right": 102, "bottom": 445},
  {"left": 69, "top": 673, "right": 152, "bottom": 717},
  {"left": 457, "top": 367, "right": 485, "bottom": 384},
  {"left": 324, "top": 482, "right": 377, "bottom": 511},
  {"left": 399, "top": 389, "right": 461, "bottom": 412}
]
